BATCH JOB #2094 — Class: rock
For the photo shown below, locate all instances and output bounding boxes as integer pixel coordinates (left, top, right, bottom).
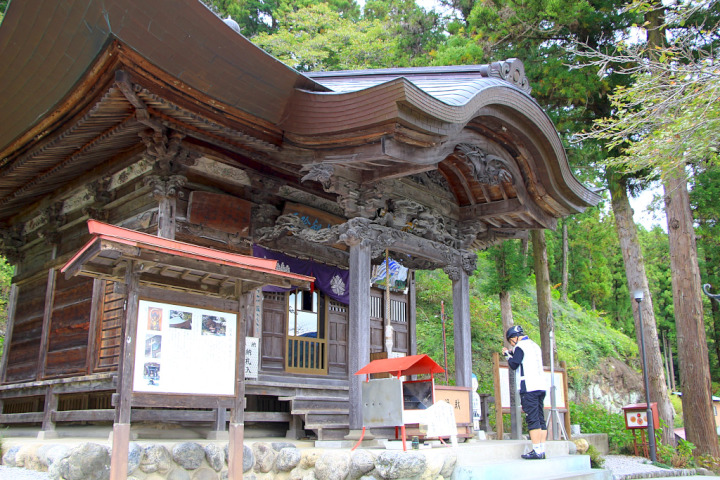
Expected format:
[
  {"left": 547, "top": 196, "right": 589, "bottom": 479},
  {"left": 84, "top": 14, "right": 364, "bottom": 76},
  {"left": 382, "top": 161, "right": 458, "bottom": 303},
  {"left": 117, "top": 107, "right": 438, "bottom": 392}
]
[
  {"left": 421, "top": 453, "right": 445, "bottom": 480},
  {"left": 568, "top": 440, "right": 578, "bottom": 455},
  {"left": 314, "top": 451, "right": 350, "bottom": 480},
  {"left": 205, "top": 443, "right": 225, "bottom": 471},
  {"left": 173, "top": 442, "right": 206, "bottom": 470},
  {"left": 252, "top": 442, "right": 277, "bottom": 473},
  {"left": 141, "top": 445, "right": 174, "bottom": 474},
  {"left": 375, "top": 451, "right": 426, "bottom": 479},
  {"left": 37, "top": 444, "right": 64, "bottom": 468},
  {"left": 272, "top": 441, "right": 296, "bottom": 451},
  {"left": 349, "top": 450, "right": 375, "bottom": 479},
  {"left": 128, "top": 442, "right": 144, "bottom": 474},
  {"left": 16, "top": 444, "right": 43, "bottom": 471},
  {"left": 55, "top": 442, "right": 111, "bottom": 480},
  {"left": 275, "top": 447, "right": 302, "bottom": 472},
  {"left": 243, "top": 444, "right": 254, "bottom": 472},
  {"left": 3, "top": 445, "right": 20, "bottom": 467},
  {"left": 574, "top": 438, "right": 590, "bottom": 454},
  {"left": 300, "top": 449, "right": 322, "bottom": 469},
  {"left": 167, "top": 467, "right": 192, "bottom": 480},
  {"left": 192, "top": 467, "right": 220, "bottom": 480},
  {"left": 439, "top": 454, "right": 456, "bottom": 478}
]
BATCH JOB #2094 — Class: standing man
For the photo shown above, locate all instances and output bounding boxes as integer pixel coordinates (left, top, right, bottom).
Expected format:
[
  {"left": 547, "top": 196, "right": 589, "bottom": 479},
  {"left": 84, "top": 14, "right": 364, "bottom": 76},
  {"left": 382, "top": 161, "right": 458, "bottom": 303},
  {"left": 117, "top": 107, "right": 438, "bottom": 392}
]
[{"left": 503, "top": 325, "right": 548, "bottom": 459}]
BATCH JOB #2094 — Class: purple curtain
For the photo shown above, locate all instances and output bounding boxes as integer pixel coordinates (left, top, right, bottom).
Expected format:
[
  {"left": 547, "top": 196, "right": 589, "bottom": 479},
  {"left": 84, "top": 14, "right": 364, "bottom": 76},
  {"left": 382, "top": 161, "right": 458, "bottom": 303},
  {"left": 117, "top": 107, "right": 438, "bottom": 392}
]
[{"left": 253, "top": 245, "right": 350, "bottom": 305}]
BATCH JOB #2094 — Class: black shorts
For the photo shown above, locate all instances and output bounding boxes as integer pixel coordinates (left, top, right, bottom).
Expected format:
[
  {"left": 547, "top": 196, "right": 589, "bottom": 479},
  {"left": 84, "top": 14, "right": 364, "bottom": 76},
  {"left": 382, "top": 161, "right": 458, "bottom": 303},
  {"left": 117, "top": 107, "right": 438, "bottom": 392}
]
[{"left": 520, "top": 390, "right": 547, "bottom": 431}]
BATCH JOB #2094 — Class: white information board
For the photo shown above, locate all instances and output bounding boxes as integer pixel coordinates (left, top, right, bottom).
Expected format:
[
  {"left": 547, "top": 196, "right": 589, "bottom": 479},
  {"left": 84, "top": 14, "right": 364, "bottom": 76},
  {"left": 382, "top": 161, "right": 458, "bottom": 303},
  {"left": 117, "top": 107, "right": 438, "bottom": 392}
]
[
  {"left": 423, "top": 401, "right": 458, "bottom": 438},
  {"left": 133, "top": 299, "right": 237, "bottom": 395},
  {"left": 244, "top": 337, "right": 260, "bottom": 379},
  {"left": 498, "top": 365, "right": 566, "bottom": 410}
]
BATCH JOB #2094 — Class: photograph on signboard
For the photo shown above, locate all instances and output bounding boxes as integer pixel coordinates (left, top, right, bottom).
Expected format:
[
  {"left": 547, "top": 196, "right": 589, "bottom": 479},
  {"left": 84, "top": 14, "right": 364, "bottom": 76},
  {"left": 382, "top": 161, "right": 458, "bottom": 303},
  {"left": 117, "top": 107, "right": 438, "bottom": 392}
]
[
  {"left": 169, "top": 310, "right": 192, "bottom": 330},
  {"left": 147, "top": 307, "right": 162, "bottom": 331},
  {"left": 144, "top": 334, "right": 161, "bottom": 359},
  {"left": 134, "top": 300, "right": 237, "bottom": 396},
  {"left": 202, "top": 315, "right": 227, "bottom": 336},
  {"left": 143, "top": 362, "right": 160, "bottom": 386}
]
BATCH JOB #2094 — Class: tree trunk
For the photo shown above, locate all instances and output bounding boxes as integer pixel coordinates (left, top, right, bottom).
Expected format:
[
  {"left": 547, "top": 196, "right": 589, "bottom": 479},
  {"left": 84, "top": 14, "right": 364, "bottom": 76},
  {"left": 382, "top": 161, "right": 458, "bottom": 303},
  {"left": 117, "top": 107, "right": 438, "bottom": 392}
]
[
  {"left": 531, "top": 229, "right": 554, "bottom": 366},
  {"left": 561, "top": 220, "right": 569, "bottom": 303},
  {"left": 499, "top": 290, "right": 514, "bottom": 341},
  {"left": 608, "top": 173, "right": 675, "bottom": 446},
  {"left": 664, "top": 171, "right": 720, "bottom": 457}
]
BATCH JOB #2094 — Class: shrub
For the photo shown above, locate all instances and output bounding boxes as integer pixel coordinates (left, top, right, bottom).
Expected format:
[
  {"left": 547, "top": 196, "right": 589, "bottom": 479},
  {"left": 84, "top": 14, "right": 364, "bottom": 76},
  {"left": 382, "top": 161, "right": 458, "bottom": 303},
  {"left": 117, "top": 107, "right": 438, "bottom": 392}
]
[
  {"left": 587, "top": 445, "right": 605, "bottom": 468},
  {"left": 696, "top": 454, "right": 720, "bottom": 474},
  {"left": 570, "top": 402, "right": 634, "bottom": 453}
]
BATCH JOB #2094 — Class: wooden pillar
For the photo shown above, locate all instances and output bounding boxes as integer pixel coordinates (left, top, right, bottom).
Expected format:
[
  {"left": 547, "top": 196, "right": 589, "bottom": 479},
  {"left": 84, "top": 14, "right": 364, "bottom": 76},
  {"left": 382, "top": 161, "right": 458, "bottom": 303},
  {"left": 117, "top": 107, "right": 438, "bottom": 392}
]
[
  {"left": 86, "top": 279, "right": 106, "bottom": 374},
  {"left": 36, "top": 268, "right": 57, "bottom": 380},
  {"left": 408, "top": 271, "right": 417, "bottom": 356},
  {"left": 110, "top": 263, "right": 140, "bottom": 480},
  {"left": 147, "top": 175, "right": 185, "bottom": 240},
  {"left": 0, "top": 284, "right": 19, "bottom": 383},
  {"left": 228, "top": 287, "right": 249, "bottom": 480},
  {"left": 38, "top": 386, "right": 59, "bottom": 439},
  {"left": 449, "top": 268, "right": 471, "bottom": 388},
  {"left": 493, "top": 352, "right": 503, "bottom": 439},
  {"left": 348, "top": 241, "right": 371, "bottom": 431}
]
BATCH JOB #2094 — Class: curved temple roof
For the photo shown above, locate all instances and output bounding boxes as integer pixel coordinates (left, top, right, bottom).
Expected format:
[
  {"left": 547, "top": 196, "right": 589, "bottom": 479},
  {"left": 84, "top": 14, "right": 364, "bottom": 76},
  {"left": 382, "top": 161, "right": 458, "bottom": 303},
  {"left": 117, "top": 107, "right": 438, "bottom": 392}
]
[{"left": 0, "top": 0, "right": 599, "bottom": 250}]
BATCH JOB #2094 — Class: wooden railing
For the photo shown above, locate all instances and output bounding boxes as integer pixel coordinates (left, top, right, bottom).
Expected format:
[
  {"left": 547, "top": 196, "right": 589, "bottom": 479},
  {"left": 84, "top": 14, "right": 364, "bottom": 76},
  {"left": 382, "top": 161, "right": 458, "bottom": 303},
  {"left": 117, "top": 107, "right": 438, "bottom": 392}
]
[{"left": 286, "top": 336, "right": 327, "bottom": 375}]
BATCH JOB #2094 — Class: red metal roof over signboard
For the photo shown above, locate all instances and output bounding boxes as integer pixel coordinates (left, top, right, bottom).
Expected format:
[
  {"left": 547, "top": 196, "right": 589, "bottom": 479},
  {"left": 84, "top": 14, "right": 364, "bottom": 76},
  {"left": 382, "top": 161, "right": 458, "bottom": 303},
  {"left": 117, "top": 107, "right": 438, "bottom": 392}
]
[
  {"left": 355, "top": 354, "right": 445, "bottom": 377},
  {"left": 61, "top": 220, "right": 314, "bottom": 286}
]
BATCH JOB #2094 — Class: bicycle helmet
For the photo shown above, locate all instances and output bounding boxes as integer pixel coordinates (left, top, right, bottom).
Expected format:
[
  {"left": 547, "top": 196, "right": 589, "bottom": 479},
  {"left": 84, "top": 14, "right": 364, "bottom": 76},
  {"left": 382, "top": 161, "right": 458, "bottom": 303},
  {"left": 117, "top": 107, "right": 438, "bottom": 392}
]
[{"left": 505, "top": 325, "right": 524, "bottom": 341}]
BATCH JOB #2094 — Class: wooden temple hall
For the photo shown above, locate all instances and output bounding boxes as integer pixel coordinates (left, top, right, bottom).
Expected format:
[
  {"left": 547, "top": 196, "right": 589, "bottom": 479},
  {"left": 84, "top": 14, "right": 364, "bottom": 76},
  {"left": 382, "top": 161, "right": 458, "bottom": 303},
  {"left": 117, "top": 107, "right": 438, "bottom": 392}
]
[{"left": 0, "top": 0, "right": 599, "bottom": 456}]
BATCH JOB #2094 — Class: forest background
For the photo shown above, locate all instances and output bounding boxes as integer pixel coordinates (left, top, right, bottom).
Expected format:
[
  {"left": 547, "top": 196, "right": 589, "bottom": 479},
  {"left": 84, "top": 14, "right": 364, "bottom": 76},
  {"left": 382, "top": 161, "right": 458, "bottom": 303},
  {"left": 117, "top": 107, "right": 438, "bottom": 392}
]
[{"left": 1, "top": 0, "right": 720, "bottom": 460}]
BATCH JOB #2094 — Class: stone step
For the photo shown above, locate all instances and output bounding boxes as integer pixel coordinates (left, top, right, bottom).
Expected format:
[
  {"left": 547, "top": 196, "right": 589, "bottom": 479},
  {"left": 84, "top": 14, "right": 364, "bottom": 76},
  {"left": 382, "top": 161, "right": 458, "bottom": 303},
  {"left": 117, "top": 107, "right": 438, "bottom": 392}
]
[
  {"left": 453, "top": 455, "right": 603, "bottom": 480},
  {"left": 305, "top": 413, "right": 349, "bottom": 425},
  {"left": 287, "top": 396, "right": 349, "bottom": 412}
]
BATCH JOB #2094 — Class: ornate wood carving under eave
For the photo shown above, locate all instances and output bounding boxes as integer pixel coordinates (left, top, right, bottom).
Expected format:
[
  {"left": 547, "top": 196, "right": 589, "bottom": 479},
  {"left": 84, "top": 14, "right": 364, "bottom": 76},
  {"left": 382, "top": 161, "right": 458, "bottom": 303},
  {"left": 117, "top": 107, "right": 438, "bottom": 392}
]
[
  {"left": 453, "top": 143, "right": 558, "bottom": 230},
  {"left": 300, "top": 168, "right": 389, "bottom": 219},
  {"left": 256, "top": 215, "right": 476, "bottom": 274}
]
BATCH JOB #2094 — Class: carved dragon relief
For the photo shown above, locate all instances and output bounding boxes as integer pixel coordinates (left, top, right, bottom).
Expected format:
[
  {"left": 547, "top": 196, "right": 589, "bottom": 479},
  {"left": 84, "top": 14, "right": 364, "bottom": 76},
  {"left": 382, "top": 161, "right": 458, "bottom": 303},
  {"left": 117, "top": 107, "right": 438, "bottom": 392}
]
[
  {"left": 255, "top": 210, "right": 478, "bottom": 274},
  {"left": 455, "top": 143, "right": 514, "bottom": 186},
  {"left": 300, "top": 162, "right": 388, "bottom": 218}
]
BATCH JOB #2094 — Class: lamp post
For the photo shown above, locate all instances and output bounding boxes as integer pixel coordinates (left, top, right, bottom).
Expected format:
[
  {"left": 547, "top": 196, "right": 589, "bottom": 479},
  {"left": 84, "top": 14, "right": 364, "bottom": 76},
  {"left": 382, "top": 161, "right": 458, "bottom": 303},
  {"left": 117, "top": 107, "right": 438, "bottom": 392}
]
[{"left": 634, "top": 289, "right": 657, "bottom": 462}]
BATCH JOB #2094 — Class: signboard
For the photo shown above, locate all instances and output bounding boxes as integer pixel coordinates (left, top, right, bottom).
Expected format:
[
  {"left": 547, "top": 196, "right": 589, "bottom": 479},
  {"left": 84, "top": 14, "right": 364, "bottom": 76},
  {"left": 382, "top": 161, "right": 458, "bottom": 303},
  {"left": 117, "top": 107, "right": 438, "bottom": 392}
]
[
  {"left": 498, "top": 364, "right": 567, "bottom": 410},
  {"left": 188, "top": 191, "right": 252, "bottom": 236},
  {"left": 244, "top": 337, "right": 259, "bottom": 379},
  {"left": 423, "top": 401, "right": 458, "bottom": 438},
  {"left": 133, "top": 300, "right": 237, "bottom": 396},
  {"left": 435, "top": 385, "right": 472, "bottom": 425}
]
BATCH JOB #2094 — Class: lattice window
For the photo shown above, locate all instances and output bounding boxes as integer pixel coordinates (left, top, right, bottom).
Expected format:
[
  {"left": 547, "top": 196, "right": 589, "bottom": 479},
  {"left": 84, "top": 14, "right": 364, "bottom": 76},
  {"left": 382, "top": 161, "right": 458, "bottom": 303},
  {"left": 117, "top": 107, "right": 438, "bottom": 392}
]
[
  {"left": 263, "top": 292, "right": 285, "bottom": 302},
  {"left": 328, "top": 301, "right": 347, "bottom": 313},
  {"left": 370, "top": 296, "right": 382, "bottom": 319},
  {"left": 391, "top": 299, "right": 407, "bottom": 323}
]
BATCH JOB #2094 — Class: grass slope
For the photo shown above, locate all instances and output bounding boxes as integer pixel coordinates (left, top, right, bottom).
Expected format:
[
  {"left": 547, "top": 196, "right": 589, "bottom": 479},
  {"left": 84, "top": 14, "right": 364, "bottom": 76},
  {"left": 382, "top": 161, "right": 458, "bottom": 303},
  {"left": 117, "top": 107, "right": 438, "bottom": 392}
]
[{"left": 414, "top": 268, "right": 639, "bottom": 395}]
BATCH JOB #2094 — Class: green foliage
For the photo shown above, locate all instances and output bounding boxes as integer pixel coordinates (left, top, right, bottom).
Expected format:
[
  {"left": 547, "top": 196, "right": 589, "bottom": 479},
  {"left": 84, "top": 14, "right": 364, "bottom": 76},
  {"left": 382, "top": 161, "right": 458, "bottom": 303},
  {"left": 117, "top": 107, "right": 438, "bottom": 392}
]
[
  {"left": 479, "top": 240, "right": 527, "bottom": 297},
  {"left": 696, "top": 454, "right": 720, "bottom": 475},
  {"left": 569, "top": 402, "right": 634, "bottom": 453},
  {"left": 586, "top": 444, "right": 605, "bottom": 469},
  {"left": 0, "top": 256, "right": 13, "bottom": 344},
  {"left": 252, "top": 3, "right": 406, "bottom": 71},
  {"left": 416, "top": 250, "right": 638, "bottom": 396}
]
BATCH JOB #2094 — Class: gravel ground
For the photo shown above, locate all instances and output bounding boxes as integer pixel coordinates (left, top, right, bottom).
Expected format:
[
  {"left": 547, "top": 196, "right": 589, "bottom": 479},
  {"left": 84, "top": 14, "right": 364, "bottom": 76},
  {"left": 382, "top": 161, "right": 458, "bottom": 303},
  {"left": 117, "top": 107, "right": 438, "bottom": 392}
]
[
  {"left": 603, "top": 454, "right": 713, "bottom": 479},
  {"left": 0, "top": 466, "right": 50, "bottom": 479}
]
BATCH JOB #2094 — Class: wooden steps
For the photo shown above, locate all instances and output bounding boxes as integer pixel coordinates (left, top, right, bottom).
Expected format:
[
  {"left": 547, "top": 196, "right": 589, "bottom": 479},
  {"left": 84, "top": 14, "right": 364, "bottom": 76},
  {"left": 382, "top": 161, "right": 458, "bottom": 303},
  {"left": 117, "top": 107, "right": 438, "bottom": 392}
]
[{"left": 282, "top": 395, "right": 350, "bottom": 440}]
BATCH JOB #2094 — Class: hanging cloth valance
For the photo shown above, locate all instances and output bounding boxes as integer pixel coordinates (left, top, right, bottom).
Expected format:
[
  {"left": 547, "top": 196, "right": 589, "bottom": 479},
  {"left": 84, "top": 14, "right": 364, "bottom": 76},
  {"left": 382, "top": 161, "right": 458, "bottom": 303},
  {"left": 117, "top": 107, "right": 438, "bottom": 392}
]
[{"left": 253, "top": 245, "right": 350, "bottom": 305}]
